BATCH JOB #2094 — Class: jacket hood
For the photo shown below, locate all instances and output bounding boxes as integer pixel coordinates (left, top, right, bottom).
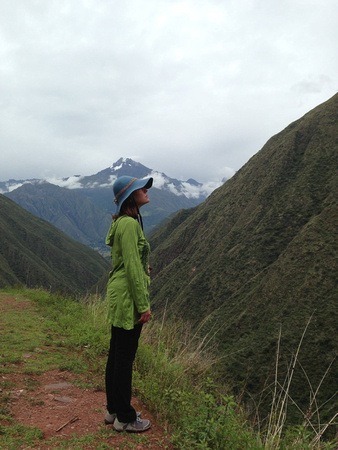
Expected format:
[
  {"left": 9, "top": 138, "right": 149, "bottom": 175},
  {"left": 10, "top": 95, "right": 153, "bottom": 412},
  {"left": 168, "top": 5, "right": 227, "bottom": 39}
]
[{"left": 105, "top": 217, "right": 121, "bottom": 247}]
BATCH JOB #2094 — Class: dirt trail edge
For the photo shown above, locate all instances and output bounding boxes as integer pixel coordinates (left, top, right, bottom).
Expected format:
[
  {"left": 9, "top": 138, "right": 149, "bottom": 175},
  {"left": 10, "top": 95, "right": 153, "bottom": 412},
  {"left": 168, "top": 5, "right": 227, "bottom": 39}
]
[{"left": 0, "top": 294, "right": 173, "bottom": 449}]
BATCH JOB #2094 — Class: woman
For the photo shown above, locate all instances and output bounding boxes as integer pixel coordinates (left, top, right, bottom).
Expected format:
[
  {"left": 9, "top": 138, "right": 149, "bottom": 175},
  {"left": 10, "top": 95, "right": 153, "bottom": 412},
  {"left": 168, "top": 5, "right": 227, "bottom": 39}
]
[{"left": 104, "top": 175, "right": 153, "bottom": 432}]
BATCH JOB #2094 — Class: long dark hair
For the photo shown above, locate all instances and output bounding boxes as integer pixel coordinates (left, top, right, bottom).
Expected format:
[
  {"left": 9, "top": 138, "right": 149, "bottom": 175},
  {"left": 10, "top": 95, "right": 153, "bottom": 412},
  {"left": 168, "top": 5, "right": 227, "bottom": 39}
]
[{"left": 113, "top": 193, "right": 144, "bottom": 229}]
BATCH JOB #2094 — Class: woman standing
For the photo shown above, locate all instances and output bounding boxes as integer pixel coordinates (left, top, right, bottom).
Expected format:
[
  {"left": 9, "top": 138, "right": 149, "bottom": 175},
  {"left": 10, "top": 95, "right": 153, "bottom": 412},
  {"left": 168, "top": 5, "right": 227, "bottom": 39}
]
[{"left": 104, "top": 175, "right": 153, "bottom": 432}]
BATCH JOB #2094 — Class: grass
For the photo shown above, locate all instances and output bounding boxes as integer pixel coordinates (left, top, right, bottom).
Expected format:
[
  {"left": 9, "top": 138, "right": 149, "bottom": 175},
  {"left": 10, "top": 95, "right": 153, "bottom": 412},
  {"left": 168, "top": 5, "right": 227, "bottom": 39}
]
[
  {"left": 12, "top": 287, "right": 110, "bottom": 381},
  {"left": 261, "top": 321, "right": 337, "bottom": 449},
  {"left": 0, "top": 300, "right": 64, "bottom": 376},
  {"left": 135, "top": 314, "right": 337, "bottom": 449},
  {"left": 134, "top": 313, "right": 260, "bottom": 448},
  {"left": 0, "top": 288, "right": 108, "bottom": 449},
  {"left": 0, "top": 423, "right": 44, "bottom": 448},
  {"left": 0, "top": 288, "right": 336, "bottom": 449}
]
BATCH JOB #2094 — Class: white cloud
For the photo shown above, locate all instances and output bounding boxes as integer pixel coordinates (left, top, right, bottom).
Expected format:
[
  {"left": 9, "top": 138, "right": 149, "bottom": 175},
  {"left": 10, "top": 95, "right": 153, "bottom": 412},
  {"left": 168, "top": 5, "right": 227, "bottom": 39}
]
[
  {"left": 4, "top": 182, "right": 28, "bottom": 193},
  {"left": 45, "top": 175, "right": 84, "bottom": 190},
  {"left": 0, "top": 0, "right": 337, "bottom": 183},
  {"left": 150, "top": 172, "right": 168, "bottom": 189}
]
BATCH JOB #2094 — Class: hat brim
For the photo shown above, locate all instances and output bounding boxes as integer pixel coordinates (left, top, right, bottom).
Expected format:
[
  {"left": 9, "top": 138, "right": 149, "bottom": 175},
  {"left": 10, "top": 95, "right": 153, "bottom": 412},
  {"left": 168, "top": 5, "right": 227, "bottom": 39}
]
[{"left": 116, "top": 177, "right": 153, "bottom": 213}]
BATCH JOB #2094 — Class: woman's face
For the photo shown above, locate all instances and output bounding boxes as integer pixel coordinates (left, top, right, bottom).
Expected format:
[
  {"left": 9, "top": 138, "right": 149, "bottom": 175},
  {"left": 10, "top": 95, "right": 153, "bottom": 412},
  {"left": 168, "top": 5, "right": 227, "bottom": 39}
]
[{"left": 133, "top": 188, "right": 150, "bottom": 208}]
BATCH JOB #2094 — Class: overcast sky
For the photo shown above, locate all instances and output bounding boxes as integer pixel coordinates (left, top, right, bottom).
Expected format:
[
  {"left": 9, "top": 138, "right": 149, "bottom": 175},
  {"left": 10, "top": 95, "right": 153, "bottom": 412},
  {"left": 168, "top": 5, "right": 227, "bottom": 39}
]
[{"left": 1, "top": 0, "right": 337, "bottom": 183}]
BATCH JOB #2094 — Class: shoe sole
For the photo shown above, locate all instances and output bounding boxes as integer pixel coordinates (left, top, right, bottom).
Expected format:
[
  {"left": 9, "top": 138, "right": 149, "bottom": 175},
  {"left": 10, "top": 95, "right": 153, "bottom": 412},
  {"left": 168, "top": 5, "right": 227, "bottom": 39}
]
[
  {"left": 114, "top": 425, "right": 151, "bottom": 433},
  {"left": 113, "top": 421, "right": 151, "bottom": 433}
]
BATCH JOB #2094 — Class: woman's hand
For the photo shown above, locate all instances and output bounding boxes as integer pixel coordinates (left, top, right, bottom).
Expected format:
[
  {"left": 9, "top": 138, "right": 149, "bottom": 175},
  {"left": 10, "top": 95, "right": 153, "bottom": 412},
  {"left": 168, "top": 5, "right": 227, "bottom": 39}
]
[{"left": 139, "top": 310, "right": 152, "bottom": 324}]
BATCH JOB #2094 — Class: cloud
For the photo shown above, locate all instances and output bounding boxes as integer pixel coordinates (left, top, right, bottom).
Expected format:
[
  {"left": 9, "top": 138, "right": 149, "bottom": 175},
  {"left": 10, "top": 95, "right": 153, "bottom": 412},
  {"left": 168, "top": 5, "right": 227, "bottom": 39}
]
[
  {"left": 0, "top": 0, "right": 337, "bottom": 183},
  {"left": 45, "top": 175, "right": 84, "bottom": 190}
]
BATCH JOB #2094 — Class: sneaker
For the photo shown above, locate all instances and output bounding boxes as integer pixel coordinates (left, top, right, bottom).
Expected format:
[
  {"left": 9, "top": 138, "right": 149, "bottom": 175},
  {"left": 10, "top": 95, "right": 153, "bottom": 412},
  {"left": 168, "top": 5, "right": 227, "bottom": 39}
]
[
  {"left": 104, "top": 410, "right": 141, "bottom": 425},
  {"left": 113, "top": 416, "right": 151, "bottom": 432}
]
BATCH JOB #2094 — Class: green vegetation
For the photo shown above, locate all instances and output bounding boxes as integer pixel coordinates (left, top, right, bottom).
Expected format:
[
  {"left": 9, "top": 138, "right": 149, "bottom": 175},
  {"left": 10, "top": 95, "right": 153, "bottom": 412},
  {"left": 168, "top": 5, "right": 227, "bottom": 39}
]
[
  {"left": 1, "top": 288, "right": 336, "bottom": 449},
  {"left": 136, "top": 320, "right": 261, "bottom": 449},
  {"left": 149, "top": 94, "right": 338, "bottom": 424},
  {"left": 0, "top": 194, "right": 109, "bottom": 294},
  {"left": 4, "top": 182, "right": 113, "bottom": 254},
  {"left": 0, "top": 424, "right": 43, "bottom": 449}
]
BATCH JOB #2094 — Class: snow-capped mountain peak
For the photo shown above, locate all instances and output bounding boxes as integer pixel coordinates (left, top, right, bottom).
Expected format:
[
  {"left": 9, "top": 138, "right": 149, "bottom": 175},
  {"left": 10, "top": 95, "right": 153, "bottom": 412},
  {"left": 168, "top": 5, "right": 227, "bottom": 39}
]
[{"left": 0, "top": 158, "right": 225, "bottom": 198}]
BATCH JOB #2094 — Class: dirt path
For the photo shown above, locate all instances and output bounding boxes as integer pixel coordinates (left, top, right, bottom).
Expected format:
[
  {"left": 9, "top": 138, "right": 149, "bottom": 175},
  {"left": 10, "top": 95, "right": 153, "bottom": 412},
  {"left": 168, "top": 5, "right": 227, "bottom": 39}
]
[
  {"left": 6, "top": 369, "right": 172, "bottom": 449},
  {"left": 0, "top": 294, "right": 174, "bottom": 449}
]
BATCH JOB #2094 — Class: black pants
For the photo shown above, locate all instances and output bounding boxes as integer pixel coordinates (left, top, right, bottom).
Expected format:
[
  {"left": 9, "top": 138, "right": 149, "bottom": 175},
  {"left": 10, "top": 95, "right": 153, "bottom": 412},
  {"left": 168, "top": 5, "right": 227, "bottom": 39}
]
[{"left": 105, "top": 324, "right": 143, "bottom": 423}]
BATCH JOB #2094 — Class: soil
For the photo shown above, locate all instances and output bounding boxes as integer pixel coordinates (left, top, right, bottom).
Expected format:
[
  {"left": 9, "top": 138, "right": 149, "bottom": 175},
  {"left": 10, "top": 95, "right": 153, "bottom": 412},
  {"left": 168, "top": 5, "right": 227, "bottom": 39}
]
[
  {"left": 0, "top": 295, "right": 174, "bottom": 449},
  {"left": 5, "top": 370, "right": 173, "bottom": 449}
]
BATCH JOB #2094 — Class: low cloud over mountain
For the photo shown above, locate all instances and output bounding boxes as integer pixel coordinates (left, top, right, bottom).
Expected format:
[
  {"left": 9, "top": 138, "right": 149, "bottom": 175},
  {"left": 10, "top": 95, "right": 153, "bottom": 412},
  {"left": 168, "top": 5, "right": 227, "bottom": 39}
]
[
  {"left": 3, "top": 158, "right": 227, "bottom": 253},
  {"left": 0, "top": 158, "right": 233, "bottom": 198}
]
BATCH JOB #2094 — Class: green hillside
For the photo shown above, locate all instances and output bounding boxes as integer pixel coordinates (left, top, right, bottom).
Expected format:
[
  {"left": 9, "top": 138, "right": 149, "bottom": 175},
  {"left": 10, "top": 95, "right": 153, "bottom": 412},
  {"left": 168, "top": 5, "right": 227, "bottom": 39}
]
[
  {"left": 0, "top": 194, "right": 110, "bottom": 294},
  {"left": 5, "top": 183, "right": 112, "bottom": 252},
  {"left": 150, "top": 94, "right": 338, "bottom": 423}
]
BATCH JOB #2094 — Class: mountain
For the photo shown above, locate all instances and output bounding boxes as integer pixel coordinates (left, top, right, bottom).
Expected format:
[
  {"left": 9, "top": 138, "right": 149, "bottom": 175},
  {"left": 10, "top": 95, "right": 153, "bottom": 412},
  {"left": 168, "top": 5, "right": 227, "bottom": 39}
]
[
  {"left": 0, "top": 194, "right": 110, "bottom": 294},
  {"left": 3, "top": 159, "right": 219, "bottom": 252},
  {"left": 5, "top": 182, "right": 112, "bottom": 253},
  {"left": 149, "top": 94, "right": 338, "bottom": 423},
  {"left": 0, "top": 158, "right": 218, "bottom": 199}
]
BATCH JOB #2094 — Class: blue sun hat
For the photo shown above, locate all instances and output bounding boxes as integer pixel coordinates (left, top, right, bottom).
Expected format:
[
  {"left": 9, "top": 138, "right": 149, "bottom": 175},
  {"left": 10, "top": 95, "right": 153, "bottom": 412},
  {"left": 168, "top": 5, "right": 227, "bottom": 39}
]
[{"left": 113, "top": 175, "right": 153, "bottom": 213}]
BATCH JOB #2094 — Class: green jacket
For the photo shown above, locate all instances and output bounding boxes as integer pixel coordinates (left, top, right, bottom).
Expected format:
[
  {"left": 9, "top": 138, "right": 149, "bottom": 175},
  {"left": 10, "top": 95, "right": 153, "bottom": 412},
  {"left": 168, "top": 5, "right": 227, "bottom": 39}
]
[{"left": 105, "top": 215, "right": 151, "bottom": 330}]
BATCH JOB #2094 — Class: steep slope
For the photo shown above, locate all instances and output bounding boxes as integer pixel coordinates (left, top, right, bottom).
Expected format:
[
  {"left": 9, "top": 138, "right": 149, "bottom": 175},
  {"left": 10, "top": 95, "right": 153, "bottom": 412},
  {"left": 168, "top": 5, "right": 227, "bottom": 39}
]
[
  {"left": 5, "top": 183, "right": 111, "bottom": 252},
  {"left": 0, "top": 195, "right": 110, "bottom": 294},
  {"left": 150, "top": 94, "right": 338, "bottom": 421}
]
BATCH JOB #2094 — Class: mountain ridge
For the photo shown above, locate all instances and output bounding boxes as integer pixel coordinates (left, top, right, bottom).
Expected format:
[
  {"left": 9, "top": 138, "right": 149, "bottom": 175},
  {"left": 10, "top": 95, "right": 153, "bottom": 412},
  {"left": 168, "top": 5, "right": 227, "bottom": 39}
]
[
  {"left": 3, "top": 158, "right": 224, "bottom": 252},
  {"left": 0, "top": 157, "right": 225, "bottom": 199},
  {"left": 149, "top": 93, "right": 338, "bottom": 422},
  {"left": 4, "top": 182, "right": 112, "bottom": 252},
  {"left": 0, "top": 194, "right": 110, "bottom": 294}
]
